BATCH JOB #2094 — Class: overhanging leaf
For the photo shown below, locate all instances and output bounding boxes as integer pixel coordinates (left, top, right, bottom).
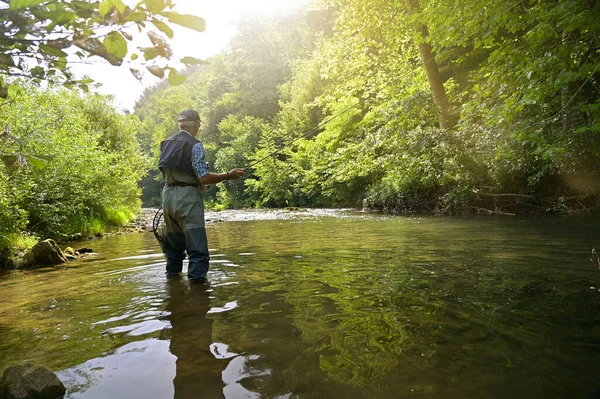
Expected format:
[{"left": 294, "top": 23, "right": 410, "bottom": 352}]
[
  {"left": 75, "top": 36, "right": 122, "bottom": 66},
  {"left": 103, "top": 31, "right": 127, "bottom": 60},
  {"left": 151, "top": 18, "right": 173, "bottom": 39},
  {"left": 0, "top": 54, "right": 15, "bottom": 67},
  {"left": 144, "top": 0, "right": 165, "bottom": 14},
  {"left": 140, "top": 46, "right": 159, "bottom": 60},
  {"left": 146, "top": 65, "right": 165, "bottom": 78},
  {"left": 98, "top": 0, "right": 113, "bottom": 17},
  {"left": 130, "top": 68, "right": 142, "bottom": 80},
  {"left": 39, "top": 44, "right": 68, "bottom": 58},
  {"left": 99, "top": 0, "right": 127, "bottom": 17},
  {"left": 26, "top": 155, "right": 53, "bottom": 169},
  {"left": 165, "top": 12, "right": 205, "bottom": 32},
  {"left": 9, "top": 0, "right": 48, "bottom": 10}
]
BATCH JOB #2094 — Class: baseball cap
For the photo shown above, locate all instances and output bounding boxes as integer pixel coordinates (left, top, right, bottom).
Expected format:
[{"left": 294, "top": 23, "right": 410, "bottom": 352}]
[{"left": 177, "top": 109, "right": 201, "bottom": 122}]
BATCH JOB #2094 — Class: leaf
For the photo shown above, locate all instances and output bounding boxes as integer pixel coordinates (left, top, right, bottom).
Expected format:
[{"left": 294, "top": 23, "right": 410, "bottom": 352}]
[
  {"left": 103, "top": 31, "right": 127, "bottom": 59},
  {"left": 130, "top": 53, "right": 138, "bottom": 60},
  {"left": 53, "top": 56, "right": 68, "bottom": 71},
  {"left": 124, "top": 10, "right": 147, "bottom": 22},
  {"left": 167, "top": 68, "right": 186, "bottom": 85},
  {"left": 147, "top": 31, "right": 166, "bottom": 47},
  {"left": 75, "top": 36, "right": 122, "bottom": 66},
  {"left": 180, "top": 56, "right": 206, "bottom": 65},
  {"left": 0, "top": 156, "right": 17, "bottom": 166},
  {"left": 98, "top": 0, "right": 113, "bottom": 17},
  {"left": 30, "top": 66, "right": 45, "bottom": 77},
  {"left": 146, "top": 31, "right": 172, "bottom": 59},
  {"left": 46, "top": 39, "right": 71, "bottom": 49},
  {"left": 26, "top": 155, "right": 53, "bottom": 169},
  {"left": 151, "top": 18, "right": 173, "bottom": 39},
  {"left": 146, "top": 65, "right": 165, "bottom": 78},
  {"left": 111, "top": 0, "right": 126, "bottom": 14},
  {"left": 70, "top": 1, "right": 95, "bottom": 18},
  {"left": 39, "top": 44, "right": 68, "bottom": 58},
  {"left": 99, "top": 0, "right": 126, "bottom": 17},
  {"left": 0, "top": 54, "right": 15, "bottom": 67},
  {"left": 140, "top": 46, "right": 159, "bottom": 60},
  {"left": 144, "top": 0, "right": 166, "bottom": 14},
  {"left": 165, "top": 12, "right": 205, "bottom": 32},
  {"left": 130, "top": 68, "right": 143, "bottom": 81},
  {"left": 9, "top": 0, "right": 48, "bottom": 10}
]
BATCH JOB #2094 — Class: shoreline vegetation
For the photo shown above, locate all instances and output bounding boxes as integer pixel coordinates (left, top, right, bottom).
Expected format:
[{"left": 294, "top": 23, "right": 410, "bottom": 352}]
[{"left": 2, "top": 1, "right": 599, "bottom": 270}]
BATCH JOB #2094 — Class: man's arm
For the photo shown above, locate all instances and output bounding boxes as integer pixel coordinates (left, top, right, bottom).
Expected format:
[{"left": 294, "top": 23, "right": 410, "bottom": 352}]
[
  {"left": 191, "top": 142, "right": 245, "bottom": 184},
  {"left": 199, "top": 169, "right": 245, "bottom": 185}
]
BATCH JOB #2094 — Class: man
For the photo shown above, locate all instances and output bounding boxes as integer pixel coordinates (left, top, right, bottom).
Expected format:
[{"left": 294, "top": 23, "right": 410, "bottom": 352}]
[{"left": 158, "top": 109, "right": 244, "bottom": 281}]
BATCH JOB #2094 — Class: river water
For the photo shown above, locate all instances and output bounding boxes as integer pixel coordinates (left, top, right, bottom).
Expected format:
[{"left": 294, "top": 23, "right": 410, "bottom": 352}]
[{"left": 0, "top": 210, "right": 599, "bottom": 398}]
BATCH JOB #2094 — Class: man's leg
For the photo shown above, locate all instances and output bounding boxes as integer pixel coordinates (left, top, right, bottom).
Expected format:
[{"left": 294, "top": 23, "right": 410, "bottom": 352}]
[
  {"left": 183, "top": 198, "right": 210, "bottom": 281},
  {"left": 185, "top": 226, "right": 210, "bottom": 281},
  {"left": 164, "top": 223, "right": 186, "bottom": 276},
  {"left": 163, "top": 188, "right": 186, "bottom": 276}
]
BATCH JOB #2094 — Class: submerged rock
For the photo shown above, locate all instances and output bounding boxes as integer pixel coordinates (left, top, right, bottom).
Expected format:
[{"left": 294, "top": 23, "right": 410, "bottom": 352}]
[
  {"left": 0, "top": 362, "right": 66, "bottom": 399},
  {"left": 21, "top": 240, "right": 68, "bottom": 268}
]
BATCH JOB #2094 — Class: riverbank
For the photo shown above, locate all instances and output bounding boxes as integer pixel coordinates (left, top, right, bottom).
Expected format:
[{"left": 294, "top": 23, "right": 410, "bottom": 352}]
[{"left": 133, "top": 207, "right": 356, "bottom": 230}]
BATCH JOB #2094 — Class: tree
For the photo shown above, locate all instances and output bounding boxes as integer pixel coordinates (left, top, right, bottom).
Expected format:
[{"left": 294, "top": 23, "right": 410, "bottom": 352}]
[{"left": 0, "top": 0, "right": 207, "bottom": 95}]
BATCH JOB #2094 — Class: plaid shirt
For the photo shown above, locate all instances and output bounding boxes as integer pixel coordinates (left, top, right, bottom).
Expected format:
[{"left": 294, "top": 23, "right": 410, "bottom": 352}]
[{"left": 181, "top": 130, "right": 209, "bottom": 179}]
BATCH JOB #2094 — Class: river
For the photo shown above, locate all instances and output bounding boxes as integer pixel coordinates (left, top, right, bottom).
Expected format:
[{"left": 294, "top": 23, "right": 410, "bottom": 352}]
[{"left": 0, "top": 209, "right": 599, "bottom": 398}]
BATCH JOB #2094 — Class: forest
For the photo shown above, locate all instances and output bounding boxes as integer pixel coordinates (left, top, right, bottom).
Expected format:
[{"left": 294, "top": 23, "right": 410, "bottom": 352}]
[
  {"left": 1, "top": 0, "right": 599, "bottom": 268},
  {"left": 137, "top": 0, "right": 600, "bottom": 214}
]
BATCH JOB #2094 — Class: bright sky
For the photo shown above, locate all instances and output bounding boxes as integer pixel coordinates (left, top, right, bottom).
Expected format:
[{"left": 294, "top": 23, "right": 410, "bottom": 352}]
[{"left": 73, "top": 0, "right": 310, "bottom": 112}]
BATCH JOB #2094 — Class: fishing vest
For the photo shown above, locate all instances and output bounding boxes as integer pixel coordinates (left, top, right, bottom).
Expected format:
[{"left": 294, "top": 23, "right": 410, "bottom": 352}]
[{"left": 158, "top": 131, "right": 200, "bottom": 179}]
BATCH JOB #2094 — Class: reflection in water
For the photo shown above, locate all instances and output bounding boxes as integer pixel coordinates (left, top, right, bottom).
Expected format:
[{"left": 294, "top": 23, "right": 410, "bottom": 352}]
[
  {"left": 166, "top": 279, "right": 226, "bottom": 399},
  {"left": 1, "top": 213, "right": 600, "bottom": 398}
]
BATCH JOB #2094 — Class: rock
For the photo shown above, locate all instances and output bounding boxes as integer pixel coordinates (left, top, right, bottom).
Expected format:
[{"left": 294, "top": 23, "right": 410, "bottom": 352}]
[
  {"left": 21, "top": 240, "right": 67, "bottom": 268},
  {"left": 75, "top": 248, "right": 93, "bottom": 254},
  {"left": 0, "top": 362, "right": 66, "bottom": 399},
  {"left": 20, "top": 251, "right": 36, "bottom": 269}
]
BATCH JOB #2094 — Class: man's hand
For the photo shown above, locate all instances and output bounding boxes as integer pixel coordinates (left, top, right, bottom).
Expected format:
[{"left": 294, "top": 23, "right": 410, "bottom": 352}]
[{"left": 227, "top": 168, "right": 245, "bottom": 180}]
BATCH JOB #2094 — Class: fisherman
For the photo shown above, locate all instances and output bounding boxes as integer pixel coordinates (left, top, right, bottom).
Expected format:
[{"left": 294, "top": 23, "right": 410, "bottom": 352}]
[{"left": 158, "top": 109, "right": 245, "bottom": 281}]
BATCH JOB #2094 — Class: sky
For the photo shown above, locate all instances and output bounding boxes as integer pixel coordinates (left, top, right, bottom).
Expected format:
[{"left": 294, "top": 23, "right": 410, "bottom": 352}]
[{"left": 72, "top": 0, "right": 310, "bottom": 112}]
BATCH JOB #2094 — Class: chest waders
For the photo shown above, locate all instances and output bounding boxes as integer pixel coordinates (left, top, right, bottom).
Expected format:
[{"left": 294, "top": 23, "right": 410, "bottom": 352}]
[{"left": 162, "top": 183, "right": 210, "bottom": 280}]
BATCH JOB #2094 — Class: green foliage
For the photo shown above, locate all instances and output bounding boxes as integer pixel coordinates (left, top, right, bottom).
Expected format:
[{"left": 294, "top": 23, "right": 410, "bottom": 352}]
[
  {"left": 135, "top": 0, "right": 600, "bottom": 214},
  {"left": 0, "top": 0, "right": 206, "bottom": 93},
  {"left": 0, "top": 83, "right": 146, "bottom": 268}
]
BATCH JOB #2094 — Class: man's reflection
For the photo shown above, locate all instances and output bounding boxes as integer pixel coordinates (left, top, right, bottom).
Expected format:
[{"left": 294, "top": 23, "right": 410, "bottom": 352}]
[{"left": 166, "top": 278, "right": 226, "bottom": 399}]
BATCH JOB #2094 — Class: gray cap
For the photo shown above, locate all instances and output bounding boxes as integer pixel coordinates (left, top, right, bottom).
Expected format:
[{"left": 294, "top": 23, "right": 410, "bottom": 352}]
[{"left": 177, "top": 109, "right": 201, "bottom": 122}]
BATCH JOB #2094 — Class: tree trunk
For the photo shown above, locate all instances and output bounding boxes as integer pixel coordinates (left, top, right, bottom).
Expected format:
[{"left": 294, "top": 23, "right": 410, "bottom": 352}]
[{"left": 406, "top": 0, "right": 457, "bottom": 130}]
